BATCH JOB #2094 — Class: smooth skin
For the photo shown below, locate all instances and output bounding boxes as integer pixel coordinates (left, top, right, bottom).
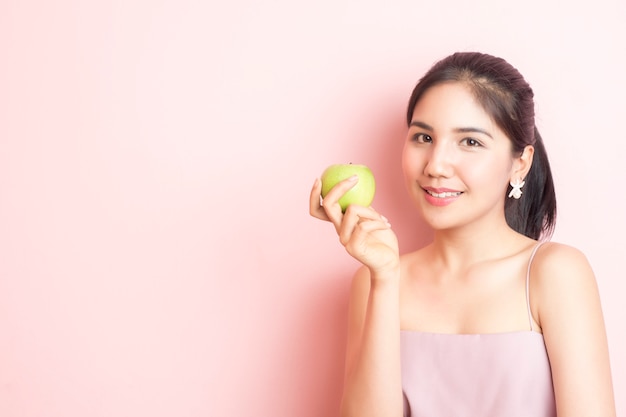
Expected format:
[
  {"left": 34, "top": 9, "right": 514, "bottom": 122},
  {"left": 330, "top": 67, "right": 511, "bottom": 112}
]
[{"left": 310, "top": 82, "right": 615, "bottom": 417}]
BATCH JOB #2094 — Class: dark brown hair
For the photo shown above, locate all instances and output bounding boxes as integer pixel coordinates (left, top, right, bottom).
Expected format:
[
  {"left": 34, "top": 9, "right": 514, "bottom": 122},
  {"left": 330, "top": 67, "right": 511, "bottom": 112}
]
[{"left": 406, "top": 52, "right": 556, "bottom": 240}]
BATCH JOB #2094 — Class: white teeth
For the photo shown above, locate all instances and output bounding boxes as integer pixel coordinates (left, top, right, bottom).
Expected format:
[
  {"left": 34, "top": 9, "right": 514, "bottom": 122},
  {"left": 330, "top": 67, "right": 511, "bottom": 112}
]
[{"left": 427, "top": 190, "right": 462, "bottom": 198}]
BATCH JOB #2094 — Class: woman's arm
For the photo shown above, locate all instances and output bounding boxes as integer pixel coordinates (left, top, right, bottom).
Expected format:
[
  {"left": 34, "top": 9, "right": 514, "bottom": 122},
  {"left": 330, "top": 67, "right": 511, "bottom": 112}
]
[
  {"left": 340, "top": 265, "right": 403, "bottom": 417},
  {"left": 310, "top": 177, "right": 403, "bottom": 416},
  {"left": 533, "top": 243, "right": 616, "bottom": 417}
]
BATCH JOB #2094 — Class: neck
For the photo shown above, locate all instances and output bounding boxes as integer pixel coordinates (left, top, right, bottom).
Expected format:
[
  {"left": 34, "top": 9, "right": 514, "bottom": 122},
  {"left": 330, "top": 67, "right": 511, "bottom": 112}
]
[{"left": 428, "top": 218, "right": 530, "bottom": 272}]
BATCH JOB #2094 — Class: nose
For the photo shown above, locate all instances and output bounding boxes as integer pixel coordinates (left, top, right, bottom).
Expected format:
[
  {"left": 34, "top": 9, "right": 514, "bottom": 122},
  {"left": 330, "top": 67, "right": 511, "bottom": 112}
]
[{"left": 423, "top": 142, "right": 454, "bottom": 178}]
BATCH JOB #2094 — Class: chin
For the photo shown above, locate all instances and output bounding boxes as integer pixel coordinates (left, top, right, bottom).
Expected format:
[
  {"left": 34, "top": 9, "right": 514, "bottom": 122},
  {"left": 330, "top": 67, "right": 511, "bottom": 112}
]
[{"left": 417, "top": 209, "right": 455, "bottom": 231}]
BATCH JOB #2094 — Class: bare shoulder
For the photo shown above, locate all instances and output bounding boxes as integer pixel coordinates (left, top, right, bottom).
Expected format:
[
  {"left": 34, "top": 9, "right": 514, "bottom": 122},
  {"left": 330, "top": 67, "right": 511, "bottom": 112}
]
[
  {"left": 529, "top": 240, "right": 605, "bottom": 336},
  {"left": 534, "top": 240, "right": 590, "bottom": 264},
  {"left": 531, "top": 243, "right": 616, "bottom": 415},
  {"left": 531, "top": 241, "right": 596, "bottom": 291}
]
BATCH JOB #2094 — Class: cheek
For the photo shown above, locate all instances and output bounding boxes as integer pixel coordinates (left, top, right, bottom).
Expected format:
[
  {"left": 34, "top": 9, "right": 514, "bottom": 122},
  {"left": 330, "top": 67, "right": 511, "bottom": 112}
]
[{"left": 463, "top": 158, "right": 511, "bottom": 193}]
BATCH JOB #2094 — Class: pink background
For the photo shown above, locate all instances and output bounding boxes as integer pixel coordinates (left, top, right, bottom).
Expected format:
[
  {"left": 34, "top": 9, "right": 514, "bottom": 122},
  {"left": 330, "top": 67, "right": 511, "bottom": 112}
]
[{"left": 1, "top": 0, "right": 624, "bottom": 416}]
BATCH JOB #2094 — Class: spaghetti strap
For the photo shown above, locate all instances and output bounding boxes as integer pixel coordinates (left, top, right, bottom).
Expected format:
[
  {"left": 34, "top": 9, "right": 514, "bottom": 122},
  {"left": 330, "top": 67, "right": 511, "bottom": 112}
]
[{"left": 525, "top": 242, "right": 547, "bottom": 332}]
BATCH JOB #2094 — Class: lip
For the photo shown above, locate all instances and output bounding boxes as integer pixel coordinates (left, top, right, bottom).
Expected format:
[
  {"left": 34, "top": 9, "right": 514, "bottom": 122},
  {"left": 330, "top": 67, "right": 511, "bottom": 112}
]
[{"left": 422, "top": 186, "right": 463, "bottom": 207}]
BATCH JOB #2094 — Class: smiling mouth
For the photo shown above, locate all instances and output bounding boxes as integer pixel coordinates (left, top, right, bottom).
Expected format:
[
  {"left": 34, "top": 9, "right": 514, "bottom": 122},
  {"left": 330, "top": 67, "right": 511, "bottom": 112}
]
[{"left": 425, "top": 190, "right": 463, "bottom": 198}]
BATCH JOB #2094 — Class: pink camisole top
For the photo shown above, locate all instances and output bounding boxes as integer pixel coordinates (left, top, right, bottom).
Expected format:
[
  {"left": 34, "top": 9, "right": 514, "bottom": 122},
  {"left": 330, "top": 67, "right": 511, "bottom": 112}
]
[{"left": 401, "top": 243, "right": 556, "bottom": 417}]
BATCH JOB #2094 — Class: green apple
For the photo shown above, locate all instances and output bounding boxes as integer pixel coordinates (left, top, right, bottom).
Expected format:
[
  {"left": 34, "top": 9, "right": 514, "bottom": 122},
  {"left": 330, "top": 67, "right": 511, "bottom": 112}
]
[{"left": 320, "top": 163, "right": 376, "bottom": 212}]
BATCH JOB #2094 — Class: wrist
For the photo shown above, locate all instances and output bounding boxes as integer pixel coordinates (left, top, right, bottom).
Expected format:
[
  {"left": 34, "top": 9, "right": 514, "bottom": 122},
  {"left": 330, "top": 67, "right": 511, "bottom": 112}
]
[{"left": 369, "top": 263, "right": 401, "bottom": 284}]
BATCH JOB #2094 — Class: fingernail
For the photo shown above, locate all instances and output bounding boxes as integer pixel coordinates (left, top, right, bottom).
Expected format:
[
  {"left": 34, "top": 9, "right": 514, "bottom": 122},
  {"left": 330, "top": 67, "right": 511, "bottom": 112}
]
[{"left": 348, "top": 175, "right": 358, "bottom": 182}]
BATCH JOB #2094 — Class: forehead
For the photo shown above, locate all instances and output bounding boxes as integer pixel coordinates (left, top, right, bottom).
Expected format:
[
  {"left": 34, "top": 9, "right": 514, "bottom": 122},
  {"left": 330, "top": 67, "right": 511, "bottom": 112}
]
[{"left": 411, "top": 82, "right": 497, "bottom": 131}]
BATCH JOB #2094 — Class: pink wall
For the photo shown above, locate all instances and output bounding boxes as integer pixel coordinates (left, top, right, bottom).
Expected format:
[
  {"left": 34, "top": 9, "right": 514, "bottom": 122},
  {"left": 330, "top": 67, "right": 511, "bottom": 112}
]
[{"left": 1, "top": 0, "right": 624, "bottom": 415}]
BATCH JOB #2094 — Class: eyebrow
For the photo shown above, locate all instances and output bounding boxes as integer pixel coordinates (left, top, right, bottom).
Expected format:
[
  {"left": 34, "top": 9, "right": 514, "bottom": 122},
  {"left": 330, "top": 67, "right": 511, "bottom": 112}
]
[{"left": 409, "top": 121, "right": 494, "bottom": 139}]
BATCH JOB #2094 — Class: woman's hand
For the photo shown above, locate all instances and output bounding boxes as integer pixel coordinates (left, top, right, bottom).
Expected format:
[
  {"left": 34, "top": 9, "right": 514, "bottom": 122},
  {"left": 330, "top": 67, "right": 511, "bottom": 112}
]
[{"left": 309, "top": 176, "right": 399, "bottom": 274}]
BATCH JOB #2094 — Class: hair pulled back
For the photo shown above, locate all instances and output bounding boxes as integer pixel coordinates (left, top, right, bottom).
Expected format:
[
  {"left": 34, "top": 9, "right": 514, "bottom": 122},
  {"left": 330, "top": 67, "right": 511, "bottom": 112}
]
[{"left": 406, "top": 52, "right": 556, "bottom": 240}]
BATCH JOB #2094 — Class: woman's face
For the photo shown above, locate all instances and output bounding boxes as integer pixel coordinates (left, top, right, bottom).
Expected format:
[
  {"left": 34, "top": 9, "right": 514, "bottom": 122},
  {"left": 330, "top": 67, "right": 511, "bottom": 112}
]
[{"left": 402, "top": 82, "right": 517, "bottom": 232}]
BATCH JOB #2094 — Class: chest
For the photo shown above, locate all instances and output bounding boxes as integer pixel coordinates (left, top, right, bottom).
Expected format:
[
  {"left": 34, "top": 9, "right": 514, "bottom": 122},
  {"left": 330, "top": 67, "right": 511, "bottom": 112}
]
[{"left": 399, "top": 262, "right": 530, "bottom": 333}]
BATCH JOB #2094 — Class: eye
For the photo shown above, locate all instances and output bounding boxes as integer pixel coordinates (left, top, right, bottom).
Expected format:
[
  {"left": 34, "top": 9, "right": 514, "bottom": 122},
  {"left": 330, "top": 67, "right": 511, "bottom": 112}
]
[
  {"left": 412, "top": 133, "right": 433, "bottom": 143},
  {"left": 461, "top": 137, "right": 482, "bottom": 147}
]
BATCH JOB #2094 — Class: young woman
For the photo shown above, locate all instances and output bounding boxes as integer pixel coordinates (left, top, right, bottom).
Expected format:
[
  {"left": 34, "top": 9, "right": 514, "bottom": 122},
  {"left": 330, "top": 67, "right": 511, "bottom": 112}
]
[{"left": 309, "top": 52, "right": 616, "bottom": 417}]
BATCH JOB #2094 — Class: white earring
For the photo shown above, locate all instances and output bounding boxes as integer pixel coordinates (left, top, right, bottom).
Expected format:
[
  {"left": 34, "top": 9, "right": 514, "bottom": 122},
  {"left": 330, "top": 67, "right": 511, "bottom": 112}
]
[{"left": 508, "top": 179, "right": 525, "bottom": 199}]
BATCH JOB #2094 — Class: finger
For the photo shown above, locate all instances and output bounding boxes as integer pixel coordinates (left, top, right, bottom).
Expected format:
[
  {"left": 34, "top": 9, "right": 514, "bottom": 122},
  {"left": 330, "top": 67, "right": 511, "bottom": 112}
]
[
  {"left": 354, "top": 217, "right": 392, "bottom": 234},
  {"left": 319, "top": 175, "right": 360, "bottom": 228},
  {"left": 343, "top": 204, "right": 388, "bottom": 223},
  {"left": 309, "top": 178, "right": 330, "bottom": 221},
  {"left": 320, "top": 175, "right": 359, "bottom": 204},
  {"left": 315, "top": 176, "right": 357, "bottom": 230},
  {"left": 347, "top": 218, "right": 393, "bottom": 249},
  {"left": 338, "top": 207, "right": 360, "bottom": 246},
  {"left": 339, "top": 205, "right": 391, "bottom": 245},
  {"left": 344, "top": 221, "right": 393, "bottom": 261}
]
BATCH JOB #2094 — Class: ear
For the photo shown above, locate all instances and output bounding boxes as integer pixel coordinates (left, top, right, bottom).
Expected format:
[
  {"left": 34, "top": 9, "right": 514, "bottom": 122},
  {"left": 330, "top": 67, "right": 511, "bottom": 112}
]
[{"left": 510, "top": 145, "right": 534, "bottom": 182}]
